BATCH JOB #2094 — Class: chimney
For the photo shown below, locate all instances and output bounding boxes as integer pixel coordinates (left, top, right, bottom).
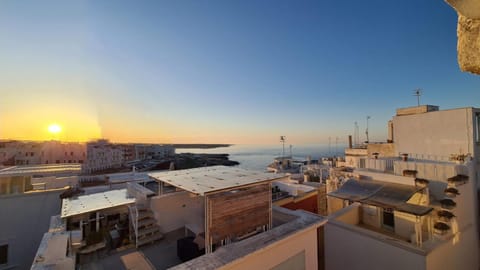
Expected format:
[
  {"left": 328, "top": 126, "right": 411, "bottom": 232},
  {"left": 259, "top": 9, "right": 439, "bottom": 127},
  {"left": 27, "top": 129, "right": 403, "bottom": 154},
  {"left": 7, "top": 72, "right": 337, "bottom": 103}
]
[{"left": 348, "top": 135, "right": 353, "bottom": 148}]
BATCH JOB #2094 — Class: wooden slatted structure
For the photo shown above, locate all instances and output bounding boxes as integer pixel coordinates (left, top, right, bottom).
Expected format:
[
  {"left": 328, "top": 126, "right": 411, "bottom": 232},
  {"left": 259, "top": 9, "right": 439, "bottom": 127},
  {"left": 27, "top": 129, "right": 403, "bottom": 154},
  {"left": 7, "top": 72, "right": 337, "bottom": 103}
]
[{"left": 206, "top": 184, "right": 271, "bottom": 246}]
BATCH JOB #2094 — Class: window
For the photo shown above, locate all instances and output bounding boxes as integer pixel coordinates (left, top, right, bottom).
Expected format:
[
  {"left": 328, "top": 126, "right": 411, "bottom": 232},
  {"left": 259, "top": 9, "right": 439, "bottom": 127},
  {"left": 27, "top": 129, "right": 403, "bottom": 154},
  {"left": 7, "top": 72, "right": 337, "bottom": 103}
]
[
  {"left": 382, "top": 208, "right": 395, "bottom": 230},
  {"left": 0, "top": 244, "right": 8, "bottom": 265}
]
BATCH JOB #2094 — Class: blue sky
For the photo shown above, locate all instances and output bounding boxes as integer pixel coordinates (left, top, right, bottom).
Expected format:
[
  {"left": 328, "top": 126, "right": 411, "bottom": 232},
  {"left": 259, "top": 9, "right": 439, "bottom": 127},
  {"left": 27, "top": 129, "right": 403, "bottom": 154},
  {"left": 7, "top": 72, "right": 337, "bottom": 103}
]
[{"left": 1, "top": 1, "right": 479, "bottom": 144}]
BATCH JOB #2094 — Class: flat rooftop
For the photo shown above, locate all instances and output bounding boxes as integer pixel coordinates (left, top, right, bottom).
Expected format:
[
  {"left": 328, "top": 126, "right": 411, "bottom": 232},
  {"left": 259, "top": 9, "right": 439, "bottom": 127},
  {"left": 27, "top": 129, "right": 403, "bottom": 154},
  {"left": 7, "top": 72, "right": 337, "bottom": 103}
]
[
  {"left": 61, "top": 189, "right": 135, "bottom": 218},
  {"left": 78, "top": 207, "right": 323, "bottom": 270},
  {"left": 0, "top": 164, "right": 82, "bottom": 177},
  {"left": 148, "top": 166, "right": 288, "bottom": 196},
  {"left": 170, "top": 206, "right": 326, "bottom": 270}
]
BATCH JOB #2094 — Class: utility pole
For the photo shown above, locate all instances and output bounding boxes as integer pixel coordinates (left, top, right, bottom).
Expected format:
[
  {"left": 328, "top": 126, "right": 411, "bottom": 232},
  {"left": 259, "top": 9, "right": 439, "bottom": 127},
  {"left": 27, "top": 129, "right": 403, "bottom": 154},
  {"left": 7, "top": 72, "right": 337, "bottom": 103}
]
[
  {"left": 328, "top": 137, "right": 332, "bottom": 156},
  {"left": 354, "top": 121, "right": 359, "bottom": 146},
  {"left": 366, "top": 116, "right": 371, "bottom": 143},
  {"left": 335, "top": 137, "right": 339, "bottom": 156}
]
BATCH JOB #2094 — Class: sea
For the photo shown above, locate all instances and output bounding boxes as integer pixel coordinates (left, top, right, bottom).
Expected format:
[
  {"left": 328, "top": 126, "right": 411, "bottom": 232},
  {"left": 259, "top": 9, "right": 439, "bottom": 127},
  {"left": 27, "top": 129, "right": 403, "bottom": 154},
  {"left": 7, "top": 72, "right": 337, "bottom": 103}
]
[{"left": 176, "top": 144, "right": 346, "bottom": 171}]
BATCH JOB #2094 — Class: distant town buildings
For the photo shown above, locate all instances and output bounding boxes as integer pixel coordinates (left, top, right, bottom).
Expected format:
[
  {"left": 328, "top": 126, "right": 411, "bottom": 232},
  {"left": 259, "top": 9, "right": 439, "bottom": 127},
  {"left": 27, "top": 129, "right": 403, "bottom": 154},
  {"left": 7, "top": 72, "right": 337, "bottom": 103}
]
[
  {"left": 81, "top": 140, "right": 175, "bottom": 174},
  {"left": 0, "top": 139, "right": 175, "bottom": 175},
  {"left": 0, "top": 140, "right": 86, "bottom": 166}
]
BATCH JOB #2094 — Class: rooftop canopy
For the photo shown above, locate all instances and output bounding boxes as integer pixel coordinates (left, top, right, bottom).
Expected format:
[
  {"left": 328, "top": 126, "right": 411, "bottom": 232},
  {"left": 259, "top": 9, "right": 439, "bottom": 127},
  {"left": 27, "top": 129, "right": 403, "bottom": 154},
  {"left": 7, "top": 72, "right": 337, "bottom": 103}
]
[
  {"left": 61, "top": 189, "right": 135, "bottom": 218},
  {"left": 148, "top": 165, "right": 288, "bottom": 196},
  {"left": 328, "top": 179, "right": 433, "bottom": 216}
]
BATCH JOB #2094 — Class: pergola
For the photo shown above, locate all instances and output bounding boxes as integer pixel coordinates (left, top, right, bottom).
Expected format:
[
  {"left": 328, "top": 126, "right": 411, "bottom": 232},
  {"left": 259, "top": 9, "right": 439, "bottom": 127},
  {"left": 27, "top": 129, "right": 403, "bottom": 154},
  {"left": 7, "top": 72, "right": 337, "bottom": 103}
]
[{"left": 148, "top": 166, "right": 289, "bottom": 253}]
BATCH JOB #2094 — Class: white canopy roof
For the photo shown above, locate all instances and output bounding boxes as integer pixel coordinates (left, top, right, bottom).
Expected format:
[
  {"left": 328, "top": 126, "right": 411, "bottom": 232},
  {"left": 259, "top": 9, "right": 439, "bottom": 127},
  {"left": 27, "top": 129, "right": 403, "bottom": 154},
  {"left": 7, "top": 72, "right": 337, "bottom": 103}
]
[
  {"left": 148, "top": 166, "right": 287, "bottom": 196},
  {"left": 61, "top": 189, "right": 135, "bottom": 218}
]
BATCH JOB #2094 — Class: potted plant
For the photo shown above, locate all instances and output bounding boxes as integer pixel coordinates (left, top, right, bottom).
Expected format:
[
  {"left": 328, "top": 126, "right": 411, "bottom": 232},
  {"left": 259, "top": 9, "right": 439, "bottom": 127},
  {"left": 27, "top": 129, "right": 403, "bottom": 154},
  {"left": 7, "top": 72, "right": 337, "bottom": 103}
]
[
  {"left": 449, "top": 153, "right": 470, "bottom": 164},
  {"left": 440, "top": 198, "right": 457, "bottom": 210},
  {"left": 437, "top": 210, "right": 455, "bottom": 222},
  {"left": 434, "top": 222, "right": 450, "bottom": 235},
  {"left": 444, "top": 187, "right": 460, "bottom": 198}
]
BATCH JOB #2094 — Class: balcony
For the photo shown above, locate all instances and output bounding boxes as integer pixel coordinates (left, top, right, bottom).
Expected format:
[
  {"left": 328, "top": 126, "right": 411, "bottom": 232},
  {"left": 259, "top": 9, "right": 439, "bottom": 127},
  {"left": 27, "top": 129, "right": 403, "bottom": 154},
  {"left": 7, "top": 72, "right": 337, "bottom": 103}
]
[{"left": 357, "top": 155, "right": 465, "bottom": 182}]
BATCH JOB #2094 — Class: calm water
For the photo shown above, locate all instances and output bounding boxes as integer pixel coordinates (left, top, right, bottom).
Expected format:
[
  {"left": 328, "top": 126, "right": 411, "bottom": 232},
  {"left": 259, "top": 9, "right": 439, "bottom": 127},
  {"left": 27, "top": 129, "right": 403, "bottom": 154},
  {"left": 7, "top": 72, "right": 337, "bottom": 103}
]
[{"left": 177, "top": 144, "right": 346, "bottom": 171}]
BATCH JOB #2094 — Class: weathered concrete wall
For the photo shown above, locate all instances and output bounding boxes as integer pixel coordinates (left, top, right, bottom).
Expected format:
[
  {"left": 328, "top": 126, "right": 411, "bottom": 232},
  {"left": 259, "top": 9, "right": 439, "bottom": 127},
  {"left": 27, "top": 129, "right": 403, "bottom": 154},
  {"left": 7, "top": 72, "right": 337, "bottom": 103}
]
[
  {"left": 0, "top": 190, "right": 63, "bottom": 270},
  {"left": 220, "top": 225, "right": 318, "bottom": 270},
  {"left": 426, "top": 226, "right": 478, "bottom": 270},
  {"left": 150, "top": 191, "right": 204, "bottom": 233},
  {"left": 367, "top": 143, "right": 396, "bottom": 157},
  {"left": 325, "top": 221, "right": 425, "bottom": 270},
  {"left": 393, "top": 108, "right": 475, "bottom": 158}
]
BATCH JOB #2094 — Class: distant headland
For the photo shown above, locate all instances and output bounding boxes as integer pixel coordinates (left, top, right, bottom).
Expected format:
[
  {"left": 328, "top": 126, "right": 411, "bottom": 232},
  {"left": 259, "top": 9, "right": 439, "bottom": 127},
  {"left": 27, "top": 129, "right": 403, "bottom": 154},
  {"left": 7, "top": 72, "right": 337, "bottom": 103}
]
[{"left": 172, "top": 144, "right": 232, "bottom": 149}]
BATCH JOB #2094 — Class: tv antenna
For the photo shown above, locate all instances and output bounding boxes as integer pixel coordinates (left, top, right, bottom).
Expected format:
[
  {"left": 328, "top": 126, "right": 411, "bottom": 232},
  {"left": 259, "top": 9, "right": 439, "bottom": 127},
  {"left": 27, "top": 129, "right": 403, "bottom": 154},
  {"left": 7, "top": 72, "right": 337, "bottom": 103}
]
[{"left": 413, "top": 88, "right": 422, "bottom": 106}]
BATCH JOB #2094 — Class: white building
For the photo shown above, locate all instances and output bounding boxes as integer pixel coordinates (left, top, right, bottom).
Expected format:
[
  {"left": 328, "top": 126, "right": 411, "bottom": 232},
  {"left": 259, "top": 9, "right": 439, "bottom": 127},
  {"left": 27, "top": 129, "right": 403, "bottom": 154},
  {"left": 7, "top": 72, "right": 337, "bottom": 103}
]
[
  {"left": 326, "top": 105, "right": 479, "bottom": 270},
  {"left": 82, "top": 139, "right": 124, "bottom": 174},
  {"left": 130, "top": 144, "right": 175, "bottom": 160}
]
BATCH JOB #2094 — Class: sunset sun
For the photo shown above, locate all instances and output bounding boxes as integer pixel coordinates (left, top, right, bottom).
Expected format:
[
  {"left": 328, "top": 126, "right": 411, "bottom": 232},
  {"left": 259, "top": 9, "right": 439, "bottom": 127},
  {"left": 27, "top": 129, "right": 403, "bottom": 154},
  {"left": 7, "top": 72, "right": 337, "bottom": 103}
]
[{"left": 47, "top": 123, "right": 62, "bottom": 134}]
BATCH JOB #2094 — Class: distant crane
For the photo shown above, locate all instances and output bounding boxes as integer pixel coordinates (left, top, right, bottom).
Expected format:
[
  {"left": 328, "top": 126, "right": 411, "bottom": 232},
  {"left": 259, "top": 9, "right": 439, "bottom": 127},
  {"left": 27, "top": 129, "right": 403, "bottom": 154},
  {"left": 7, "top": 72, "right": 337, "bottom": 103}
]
[{"left": 414, "top": 88, "right": 422, "bottom": 106}]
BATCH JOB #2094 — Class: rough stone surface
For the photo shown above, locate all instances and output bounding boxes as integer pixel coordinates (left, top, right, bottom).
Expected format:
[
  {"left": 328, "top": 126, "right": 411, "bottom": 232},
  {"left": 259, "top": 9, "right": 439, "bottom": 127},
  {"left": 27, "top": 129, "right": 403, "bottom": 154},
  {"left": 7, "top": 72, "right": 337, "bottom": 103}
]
[
  {"left": 457, "top": 15, "right": 480, "bottom": 75},
  {"left": 446, "top": 0, "right": 480, "bottom": 19},
  {"left": 446, "top": 0, "right": 480, "bottom": 75}
]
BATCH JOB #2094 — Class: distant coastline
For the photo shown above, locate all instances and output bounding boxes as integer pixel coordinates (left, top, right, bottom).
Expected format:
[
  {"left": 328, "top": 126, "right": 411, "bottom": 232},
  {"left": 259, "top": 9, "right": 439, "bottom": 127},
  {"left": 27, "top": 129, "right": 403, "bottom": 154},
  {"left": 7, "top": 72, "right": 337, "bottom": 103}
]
[{"left": 173, "top": 144, "right": 232, "bottom": 149}]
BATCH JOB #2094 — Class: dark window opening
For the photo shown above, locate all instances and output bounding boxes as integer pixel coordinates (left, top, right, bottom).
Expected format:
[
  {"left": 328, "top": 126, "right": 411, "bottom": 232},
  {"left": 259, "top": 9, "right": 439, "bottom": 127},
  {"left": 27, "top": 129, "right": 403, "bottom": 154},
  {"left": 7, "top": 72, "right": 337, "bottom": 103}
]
[
  {"left": 0, "top": 244, "right": 8, "bottom": 265},
  {"left": 382, "top": 208, "right": 395, "bottom": 229}
]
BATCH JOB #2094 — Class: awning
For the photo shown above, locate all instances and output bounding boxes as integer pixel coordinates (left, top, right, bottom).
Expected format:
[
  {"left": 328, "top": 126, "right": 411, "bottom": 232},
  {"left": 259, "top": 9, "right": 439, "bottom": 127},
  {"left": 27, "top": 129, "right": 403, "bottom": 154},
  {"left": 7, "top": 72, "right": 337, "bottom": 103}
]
[{"left": 329, "top": 179, "right": 433, "bottom": 216}]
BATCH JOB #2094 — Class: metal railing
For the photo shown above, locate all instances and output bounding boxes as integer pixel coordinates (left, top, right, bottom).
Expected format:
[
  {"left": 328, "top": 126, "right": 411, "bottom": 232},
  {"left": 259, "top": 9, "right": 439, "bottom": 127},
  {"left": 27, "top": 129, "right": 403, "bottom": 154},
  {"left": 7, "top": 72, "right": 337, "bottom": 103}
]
[{"left": 128, "top": 205, "right": 139, "bottom": 248}]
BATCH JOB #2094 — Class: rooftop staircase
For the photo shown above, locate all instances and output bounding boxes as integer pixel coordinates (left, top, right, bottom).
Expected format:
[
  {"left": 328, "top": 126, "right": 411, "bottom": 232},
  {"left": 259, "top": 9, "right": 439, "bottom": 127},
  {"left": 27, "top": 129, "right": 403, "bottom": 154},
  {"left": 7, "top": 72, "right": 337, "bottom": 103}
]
[{"left": 129, "top": 203, "right": 164, "bottom": 248}]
